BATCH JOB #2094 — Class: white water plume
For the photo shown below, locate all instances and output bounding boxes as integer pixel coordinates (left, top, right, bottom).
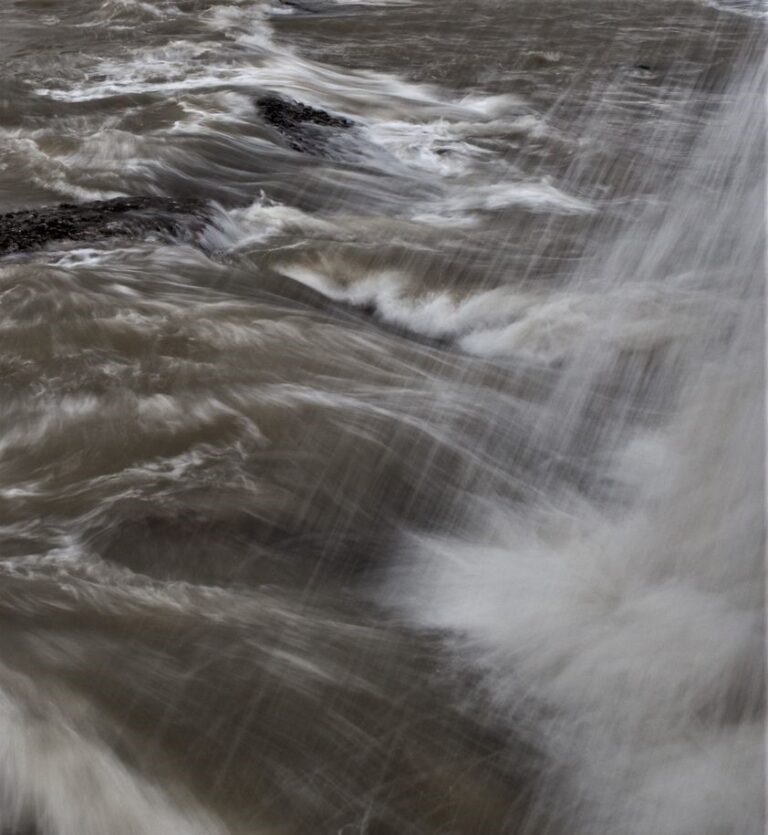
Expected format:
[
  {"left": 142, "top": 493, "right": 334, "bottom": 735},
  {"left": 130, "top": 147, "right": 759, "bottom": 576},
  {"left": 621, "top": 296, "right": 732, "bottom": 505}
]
[
  {"left": 0, "top": 670, "right": 226, "bottom": 835},
  {"left": 385, "top": 44, "right": 765, "bottom": 835}
]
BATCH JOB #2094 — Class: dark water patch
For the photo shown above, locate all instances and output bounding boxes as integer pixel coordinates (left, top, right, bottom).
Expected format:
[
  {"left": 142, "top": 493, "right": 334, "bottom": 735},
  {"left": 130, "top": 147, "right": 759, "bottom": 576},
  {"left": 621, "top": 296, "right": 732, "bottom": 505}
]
[
  {"left": 1, "top": 824, "right": 41, "bottom": 835},
  {"left": 84, "top": 507, "right": 392, "bottom": 589}
]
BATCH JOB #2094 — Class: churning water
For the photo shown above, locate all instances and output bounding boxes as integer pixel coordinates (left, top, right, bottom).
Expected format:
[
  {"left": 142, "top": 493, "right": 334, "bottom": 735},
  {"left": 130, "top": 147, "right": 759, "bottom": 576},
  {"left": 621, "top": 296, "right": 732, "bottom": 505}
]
[{"left": 0, "top": 1, "right": 764, "bottom": 833}]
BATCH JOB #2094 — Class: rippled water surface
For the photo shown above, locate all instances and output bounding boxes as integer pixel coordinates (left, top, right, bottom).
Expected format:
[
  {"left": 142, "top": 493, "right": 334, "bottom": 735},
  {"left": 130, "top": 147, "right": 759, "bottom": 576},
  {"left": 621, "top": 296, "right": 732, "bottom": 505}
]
[{"left": 0, "top": 1, "right": 764, "bottom": 833}]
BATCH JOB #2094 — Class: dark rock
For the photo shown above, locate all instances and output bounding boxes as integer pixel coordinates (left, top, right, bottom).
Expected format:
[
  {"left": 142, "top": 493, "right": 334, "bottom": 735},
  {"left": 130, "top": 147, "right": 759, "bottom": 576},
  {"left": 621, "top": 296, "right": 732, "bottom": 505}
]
[
  {"left": 257, "top": 93, "right": 354, "bottom": 156},
  {"left": 258, "top": 94, "right": 353, "bottom": 131},
  {"left": 277, "top": 0, "right": 321, "bottom": 13},
  {"left": 0, "top": 196, "right": 209, "bottom": 255}
]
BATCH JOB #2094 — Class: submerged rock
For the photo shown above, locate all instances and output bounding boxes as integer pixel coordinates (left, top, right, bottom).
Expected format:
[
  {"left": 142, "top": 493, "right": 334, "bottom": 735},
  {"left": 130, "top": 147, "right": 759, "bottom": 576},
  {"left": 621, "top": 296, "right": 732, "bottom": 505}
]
[
  {"left": 257, "top": 93, "right": 355, "bottom": 156},
  {"left": 0, "top": 196, "right": 208, "bottom": 255}
]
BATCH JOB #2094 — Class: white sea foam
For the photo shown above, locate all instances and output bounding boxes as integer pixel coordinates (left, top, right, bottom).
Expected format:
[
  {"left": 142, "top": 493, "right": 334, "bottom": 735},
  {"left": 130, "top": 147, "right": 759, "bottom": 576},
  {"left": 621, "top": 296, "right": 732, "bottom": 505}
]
[
  {"left": 698, "top": 0, "right": 768, "bottom": 18},
  {"left": 384, "top": 52, "right": 766, "bottom": 835},
  {"left": 0, "top": 673, "right": 227, "bottom": 835},
  {"left": 276, "top": 264, "right": 700, "bottom": 361},
  {"left": 0, "top": 133, "right": 125, "bottom": 201},
  {"left": 385, "top": 351, "right": 764, "bottom": 834},
  {"left": 275, "top": 265, "right": 534, "bottom": 336},
  {"left": 210, "top": 197, "right": 341, "bottom": 250}
]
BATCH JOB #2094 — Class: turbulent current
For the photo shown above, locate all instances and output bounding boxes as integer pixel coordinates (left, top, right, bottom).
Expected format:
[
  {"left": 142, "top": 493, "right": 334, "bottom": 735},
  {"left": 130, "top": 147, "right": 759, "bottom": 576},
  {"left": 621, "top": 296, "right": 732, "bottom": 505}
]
[{"left": 0, "top": 1, "right": 764, "bottom": 833}]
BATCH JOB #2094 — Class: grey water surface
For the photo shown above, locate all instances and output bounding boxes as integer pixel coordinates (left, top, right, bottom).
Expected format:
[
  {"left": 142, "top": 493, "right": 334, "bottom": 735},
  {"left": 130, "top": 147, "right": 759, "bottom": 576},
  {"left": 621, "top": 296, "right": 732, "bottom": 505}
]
[{"left": 0, "top": 1, "right": 764, "bottom": 833}]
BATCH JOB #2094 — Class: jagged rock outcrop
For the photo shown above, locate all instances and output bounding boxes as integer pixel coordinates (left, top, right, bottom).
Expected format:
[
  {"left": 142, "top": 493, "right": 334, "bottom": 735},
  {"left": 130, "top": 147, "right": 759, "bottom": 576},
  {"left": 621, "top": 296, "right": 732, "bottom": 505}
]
[
  {"left": 0, "top": 196, "right": 208, "bottom": 254},
  {"left": 257, "top": 93, "right": 355, "bottom": 156}
]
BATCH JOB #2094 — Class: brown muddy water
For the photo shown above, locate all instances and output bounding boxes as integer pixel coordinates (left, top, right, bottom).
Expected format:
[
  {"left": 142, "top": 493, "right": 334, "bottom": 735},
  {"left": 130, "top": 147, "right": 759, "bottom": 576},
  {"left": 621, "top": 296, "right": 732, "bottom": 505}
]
[{"left": 0, "top": 1, "right": 764, "bottom": 833}]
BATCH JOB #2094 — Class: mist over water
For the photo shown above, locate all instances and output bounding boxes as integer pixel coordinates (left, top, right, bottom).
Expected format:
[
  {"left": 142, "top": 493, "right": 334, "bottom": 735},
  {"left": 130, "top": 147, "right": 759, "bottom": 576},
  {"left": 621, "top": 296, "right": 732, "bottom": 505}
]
[{"left": 0, "top": 1, "right": 764, "bottom": 834}]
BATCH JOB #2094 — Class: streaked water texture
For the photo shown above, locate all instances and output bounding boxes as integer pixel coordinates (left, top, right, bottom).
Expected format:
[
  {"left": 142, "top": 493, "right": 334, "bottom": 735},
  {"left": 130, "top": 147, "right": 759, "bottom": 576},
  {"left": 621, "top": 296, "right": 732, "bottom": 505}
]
[{"left": 0, "top": 1, "right": 764, "bottom": 833}]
